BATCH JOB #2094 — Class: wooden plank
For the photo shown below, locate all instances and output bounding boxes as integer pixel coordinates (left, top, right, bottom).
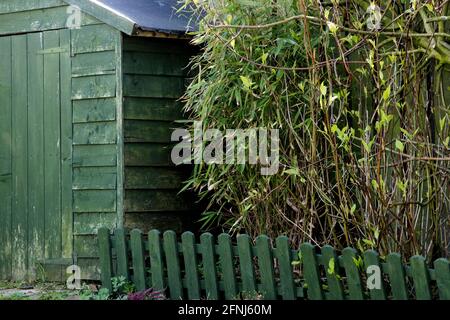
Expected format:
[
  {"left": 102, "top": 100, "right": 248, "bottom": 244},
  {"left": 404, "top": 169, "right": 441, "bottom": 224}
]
[
  {"left": 363, "top": 250, "right": 386, "bottom": 300},
  {"left": 73, "top": 167, "right": 117, "bottom": 190},
  {"left": 71, "top": 24, "right": 116, "bottom": 54},
  {"left": 148, "top": 230, "right": 165, "bottom": 290},
  {"left": 217, "top": 234, "right": 237, "bottom": 299},
  {"left": 256, "top": 235, "right": 276, "bottom": 300},
  {"left": 26, "top": 32, "right": 45, "bottom": 278},
  {"left": 114, "top": 228, "right": 129, "bottom": 279},
  {"left": 163, "top": 230, "right": 184, "bottom": 299},
  {"left": 73, "top": 212, "right": 116, "bottom": 234},
  {"left": 124, "top": 143, "right": 173, "bottom": 166},
  {"left": 125, "top": 167, "right": 186, "bottom": 190},
  {"left": 237, "top": 234, "right": 256, "bottom": 294},
  {"left": 73, "top": 145, "right": 117, "bottom": 167},
  {"left": 130, "top": 229, "right": 147, "bottom": 291},
  {"left": 124, "top": 190, "right": 191, "bottom": 212},
  {"left": 275, "top": 236, "right": 296, "bottom": 300},
  {"left": 98, "top": 228, "right": 113, "bottom": 291},
  {"left": 123, "top": 51, "right": 190, "bottom": 77},
  {"left": 124, "top": 120, "right": 178, "bottom": 143},
  {"left": 321, "top": 245, "right": 344, "bottom": 300},
  {"left": 73, "top": 122, "right": 117, "bottom": 145},
  {"left": 11, "top": 35, "right": 28, "bottom": 280},
  {"left": 182, "top": 232, "right": 201, "bottom": 299},
  {"left": 74, "top": 234, "right": 99, "bottom": 258},
  {"left": 123, "top": 75, "right": 186, "bottom": 99},
  {"left": 125, "top": 212, "right": 183, "bottom": 233},
  {"left": 73, "top": 190, "right": 116, "bottom": 213},
  {"left": 341, "top": 248, "right": 365, "bottom": 300},
  {"left": 0, "top": 0, "right": 64, "bottom": 14},
  {"left": 72, "top": 75, "right": 116, "bottom": 100},
  {"left": 123, "top": 37, "right": 195, "bottom": 55},
  {"left": 410, "top": 255, "right": 432, "bottom": 300},
  {"left": 200, "top": 233, "right": 219, "bottom": 300},
  {"left": 73, "top": 98, "right": 116, "bottom": 123},
  {"left": 386, "top": 253, "right": 408, "bottom": 300},
  {"left": 300, "top": 243, "right": 324, "bottom": 300},
  {"left": 43, "top": 30, "right": 61, "bottom": 260},
  {"left": 123, "top": 97, "right": 184, "bottom": 121},
  {"left": 0, "top": 35, "right": 12, "bottom": 280},
  {"left": 434, "top": 258, "right": 450, "bottom": 300},
  {"left": 60, "top": 28, "right": 73, "bottom": 259},
  {"left": 71, "top": 50, "right": 116, "bottom": 77},
  {"left": 0, "top": 6, "right": 98, "bottom": 36}
]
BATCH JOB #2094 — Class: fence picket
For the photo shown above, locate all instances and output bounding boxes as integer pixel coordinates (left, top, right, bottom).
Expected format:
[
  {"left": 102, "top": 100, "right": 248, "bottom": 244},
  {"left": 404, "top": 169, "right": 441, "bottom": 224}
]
[
  {"left": 342, "top": 247, "right": 364, "bottom": 300},
  {"left": 200, "top": 233, "right": 219, "bottom": 300},
  {"left": 237, "top": 234, "right": 257, "bottom": 294},
  {"left": 130, "top": 229, "right": 146, "bottom": 291},
  {"left": 363, "top": 250, "right": 386, "bottom": 300},
  {"left": 148, "top": 230, "right": 165, "bottom": 291},
  {"left": 98, "top": 227, "right": 112, "bottom": 292},
  {"left": 301, "top": 243, "right": 324, "bottom": 300},
  {"left": 163, "top": 230, "right": 184, "bottom": 299},
  {"left": 434, "top": 258, "right": 450, "bottom": 300},
  {"left": 256, "top": 235, "right": 277, "bottom": 300},
  {"left": 115, "top": 228, "right": 129, "bottom": 280},
  {"left": 217, "top": 233, "right": 237, "bottom": 299},
  {"left": 386, "top": 253, "right": 408, "bottom": 300},
  {"left": 275, "top": 236, "right": 296, "bottom": 300},
  {"left": 410, "top": 255, "right": 432, "bottom": 300},
  {"left": 321, "top": 245, "right": 344, "bottom": 300},
  {"left": 182, "top": 231, "right": 201, "bottom": 299}
]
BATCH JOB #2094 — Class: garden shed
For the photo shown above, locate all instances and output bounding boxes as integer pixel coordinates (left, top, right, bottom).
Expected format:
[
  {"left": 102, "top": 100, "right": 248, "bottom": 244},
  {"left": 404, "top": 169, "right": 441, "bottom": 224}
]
[{"left": 0, "top": 0, "right": 198, "bottom": 281}]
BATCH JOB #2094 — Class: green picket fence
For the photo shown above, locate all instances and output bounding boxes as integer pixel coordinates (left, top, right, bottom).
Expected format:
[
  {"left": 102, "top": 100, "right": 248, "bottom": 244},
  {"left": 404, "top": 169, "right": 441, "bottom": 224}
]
[{"left": 97, "top": 228, "right": 450, "bottom": 300}]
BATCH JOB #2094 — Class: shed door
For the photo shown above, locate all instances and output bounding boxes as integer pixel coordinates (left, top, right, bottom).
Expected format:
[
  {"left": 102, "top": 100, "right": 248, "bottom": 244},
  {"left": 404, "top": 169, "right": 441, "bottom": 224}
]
[{"left": 0, "top": 30, "right": 72, "bottom": 280}]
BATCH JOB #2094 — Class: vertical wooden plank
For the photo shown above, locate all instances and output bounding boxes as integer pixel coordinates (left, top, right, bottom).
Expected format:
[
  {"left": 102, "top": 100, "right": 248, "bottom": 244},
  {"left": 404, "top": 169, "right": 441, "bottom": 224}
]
[
  {"left": 321, "top": 245, "right": 344, "bottom": 300},
  {"left": 434, "top": 258, "right": 450, "bottom": 300},
  {"left": 115, "top": 33, "right": 124, "bottom": 228},
  {"left": 148, "top": 230, "right": 165, "bottom": 291},
  {"left": 11, "top": 34, "right": 28, "bottom": 280},
  {"left": 0, "top": 36, "right": 12, "bottom": 280},
  {"left": 217, "top": 233, "right": 237, "bottom": 299},
  {"left": 386, "top": 253, "right": 408, "bottom": 300},
  {"left": 275, "top": 236, "right": 296, "bottom": 300},
  {"left": 163, "top": 230, "right": 183, "bottom": 299},
  {"left": 26, "top": 32, "right": 45, "bottom": 280},
  {"left": 181, "top": 231, "right": 201, "bottom": 299},
  {"left": 115, "top": 228, "right": 129, "bottom": 279},
  {"left": 363, "top": 250, "right": 386, "bottom": 300},
  {"left": 237, "top": 234, "right": 256, "bottom": 294},
  {"left": 341, "top": 247, "right": 365, "bottom": 300},
  {"left": 300, "top": 243, "right": 324, "bottom": 300},
  {"left": 200, "top": 233, "right": 219, "bottom": 300},
  {"left": 43, "top": 30, "right": 61, "bottom": 260},
  {"left": 98, "top": 228, "right": 112, "bottom": 292},
  {"left": 256, "top": 235, "right": 277, "bottom": 300},
  {"left": 410, "top": 255, "right": 432, "bottom": 300},
  {"left": 130, "top": 229, "right": 146, "bottom": 291},
  {"left": 60, "top": 29, "right": 73, "bottom": 259}
]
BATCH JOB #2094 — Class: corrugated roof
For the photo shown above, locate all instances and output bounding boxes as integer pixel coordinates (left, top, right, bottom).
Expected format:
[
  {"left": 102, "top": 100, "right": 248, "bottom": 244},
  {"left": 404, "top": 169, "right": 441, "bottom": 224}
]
[{"left": 64, "top": 0, "right": 199, "bottom": 36}]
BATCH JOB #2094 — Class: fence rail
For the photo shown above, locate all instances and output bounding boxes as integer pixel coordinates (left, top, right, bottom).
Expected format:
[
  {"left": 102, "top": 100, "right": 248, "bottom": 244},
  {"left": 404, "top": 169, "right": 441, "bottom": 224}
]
[{"left": 97, "top": 228, "right": 450, "bottom": 300}]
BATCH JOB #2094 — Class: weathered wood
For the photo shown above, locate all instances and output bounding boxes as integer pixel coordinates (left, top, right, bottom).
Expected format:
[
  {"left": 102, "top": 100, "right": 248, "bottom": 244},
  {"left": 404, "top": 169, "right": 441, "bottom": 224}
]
[
  {"left": 130, "top": 229, "right": 146, "bottom": 291},
  {"left": 72, "top": 75, "right": 116, "bottom": 100},
  {"left": 124, "top": 143, "right": 172, "bottom": 166},
  {"left": 237, "top": 234, "right": 257, "bottom": 294},
  {"left": 363, "top": 250, "right": 386, "bottom": 300},
  {"left": 73, "top": 190, "right": 117, "bottom": 213},
  {"left": 217, "top": 234, "right": 238, "bottom": 299},
  {"left": 124, "top": 190, "right": 191, "bottom": 212},
  {"left": 98, "top": 228, "right": 113, "bottom": 291},
  {"left": 71, "top": 24, "right": 116, "bottom": 54},
  {"left": 275, "top": 236, "right": 296, "bottom": 300},
  {"left": 114, "top": 228, "right": 129, "bottom": 279},
  {"left": 73, "top": 167, "right": 117, "bottom": 190},
  {"left": 125, "top": 167, "right": 186, "bottom": 190},
  {"left": 256, "top": 235, "right": 276, "bottom": 300},
  {"left": 73, "top": 98, "right": 116, "bottom": 123},
  {"left": 123, "top": 97, "right": 184, "bottom": 121},
  {"left": 321, "top": 245, "right": 344, "bottom": 300},
  {"left": 386, "top": 253, "right": 408, "bottom": 300},
  {"left": 74, "top": 213, "right": 117, "bottom": 235},
  {"left": 200, "top": 233, "right": 219, "bottom": 300},
  {"left": 163, "top": 230, "right": 184, "bottom": 299},
  {"left": 72, "top": 50, "right": 116, "bottom": 77},
  {"left": 300, "top": 243, "right": 324, "bottom": 300},
  {"left": 182, "top": 232, "right": 201, "bottom": 299},
  {"left": 410, "top": 255, "right": 432, "bottom": 300},
  {"left": 123, "top": 75, "right": 186, "bottom": 99},
  {"left": 341, "top": 247, "right": 365, "bottom": 300},
  {"left": 148, "top": 230, "right": 165, "bottom": 290},
  {"left": 124, "top": 120, "right": 177, "bottom": 143},
  {"left": 123, "top": 51, "right": 190, "bottom": 77},
  {"left": 123, "top": 36, "right": 195, "bottom": 55},
  {"left": 73, "top": 122, "right": 117, "bottom": 145},
  {"left": 73, "top": 145, "right": 117, "bottom": 167},
  {"left": 434, "top": 258, "right": 450, "bottom": 300},
  {"left": 0, "top": 0, "right": 64, "bottom": 14},
  {"left": 125, "top": 212, "right": 183, "bottom": 233}
]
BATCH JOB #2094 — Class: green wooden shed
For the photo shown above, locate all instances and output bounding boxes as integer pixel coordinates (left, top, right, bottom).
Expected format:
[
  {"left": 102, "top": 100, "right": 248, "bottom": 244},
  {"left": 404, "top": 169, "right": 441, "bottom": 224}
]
[{"left": 0, "top": 0, "right": 198, "bottom": 281}]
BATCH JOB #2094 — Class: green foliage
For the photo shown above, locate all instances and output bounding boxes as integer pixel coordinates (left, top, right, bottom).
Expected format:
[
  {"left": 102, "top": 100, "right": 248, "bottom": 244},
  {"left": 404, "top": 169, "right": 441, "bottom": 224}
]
[
  {"left": 80, "top": 276, "right": 135, "bottom": 300},
  {"left": 182, "top": 0, "right": 450, "bottom": 259}
]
